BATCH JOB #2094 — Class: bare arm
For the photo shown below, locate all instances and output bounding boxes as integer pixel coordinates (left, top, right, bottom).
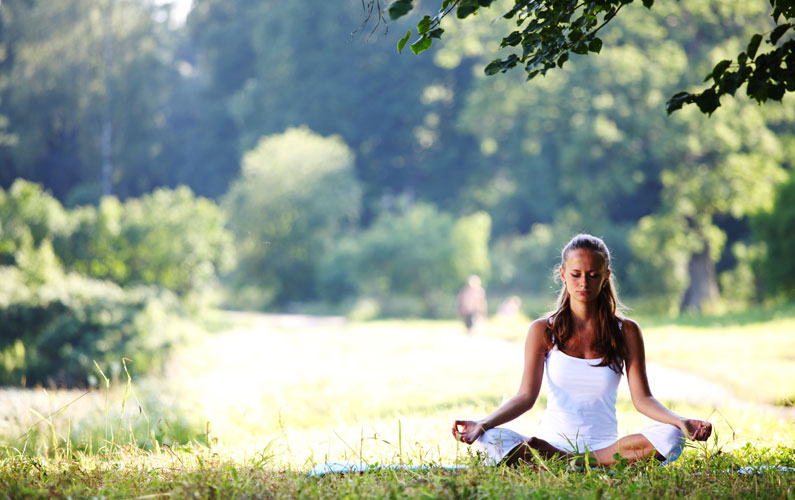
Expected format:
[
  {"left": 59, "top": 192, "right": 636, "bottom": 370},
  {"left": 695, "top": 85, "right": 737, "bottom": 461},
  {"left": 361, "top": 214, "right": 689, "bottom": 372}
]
[
  {"left": 453, "top": 318, "right": 547, "bottom": 444},
  {"left": 624, "top": 319, "right": 712, "bottom": 440}
]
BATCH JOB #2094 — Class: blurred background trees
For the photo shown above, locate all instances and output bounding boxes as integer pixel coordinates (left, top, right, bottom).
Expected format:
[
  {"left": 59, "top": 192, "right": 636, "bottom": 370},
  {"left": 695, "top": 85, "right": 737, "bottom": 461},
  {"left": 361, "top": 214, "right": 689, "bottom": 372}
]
[{"left": 0, "top": 0, "right": 794, "bottom": 383}]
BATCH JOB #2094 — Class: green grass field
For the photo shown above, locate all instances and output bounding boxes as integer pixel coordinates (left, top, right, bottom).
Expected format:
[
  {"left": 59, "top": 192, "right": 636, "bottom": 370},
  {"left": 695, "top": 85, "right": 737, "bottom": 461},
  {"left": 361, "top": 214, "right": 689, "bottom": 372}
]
[{"left": 1, "top": 310, "right": 793, "bottom": 498}]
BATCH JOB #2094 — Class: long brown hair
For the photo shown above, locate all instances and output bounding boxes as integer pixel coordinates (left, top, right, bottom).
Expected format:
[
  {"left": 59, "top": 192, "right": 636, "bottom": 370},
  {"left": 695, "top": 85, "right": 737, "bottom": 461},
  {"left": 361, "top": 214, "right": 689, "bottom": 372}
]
[{"left": 545, "top": 234, "right": 627, "bottom": 373}]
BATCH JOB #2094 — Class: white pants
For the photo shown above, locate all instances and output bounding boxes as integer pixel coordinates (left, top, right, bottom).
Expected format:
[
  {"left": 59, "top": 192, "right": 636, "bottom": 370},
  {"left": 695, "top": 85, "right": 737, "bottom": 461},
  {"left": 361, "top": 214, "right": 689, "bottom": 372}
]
[{"left": 472, "top": 423, "right": 686, "bottom": 465}]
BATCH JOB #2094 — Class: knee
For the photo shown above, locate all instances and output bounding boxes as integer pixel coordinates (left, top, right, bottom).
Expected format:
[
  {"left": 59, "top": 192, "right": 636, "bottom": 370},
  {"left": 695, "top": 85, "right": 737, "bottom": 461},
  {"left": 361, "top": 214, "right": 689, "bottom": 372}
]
[{"left": 651, "top": 424, "right": 686, "bottom": 463}]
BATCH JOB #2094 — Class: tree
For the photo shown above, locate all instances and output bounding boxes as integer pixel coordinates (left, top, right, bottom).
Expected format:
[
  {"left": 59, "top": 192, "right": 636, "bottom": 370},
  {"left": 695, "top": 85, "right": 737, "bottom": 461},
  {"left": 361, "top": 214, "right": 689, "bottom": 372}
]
[
  {"left": 0, "top": 0, "right": 184, "bottom": 202},
  {"left": 222, "top": 127, "right": 361, "bottom": 308},
  {"left": 380, "top": 0, "right": 795, "bottom": 114},
  {"left": 187, "top": 0, "right": 486, "bottom": 213},
  {"left": 428, "top": 0, "right": 794, "bottom": 311},
  {"left": 752, "top": 172, "right": 795, "bottom": 298}
]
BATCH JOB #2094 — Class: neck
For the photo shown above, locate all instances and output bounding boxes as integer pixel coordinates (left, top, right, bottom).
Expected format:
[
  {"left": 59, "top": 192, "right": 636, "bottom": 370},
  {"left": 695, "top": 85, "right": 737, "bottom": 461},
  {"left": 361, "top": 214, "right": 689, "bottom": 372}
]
[{"left": 569, "top": 297, "right": 598, "bottom": 326}]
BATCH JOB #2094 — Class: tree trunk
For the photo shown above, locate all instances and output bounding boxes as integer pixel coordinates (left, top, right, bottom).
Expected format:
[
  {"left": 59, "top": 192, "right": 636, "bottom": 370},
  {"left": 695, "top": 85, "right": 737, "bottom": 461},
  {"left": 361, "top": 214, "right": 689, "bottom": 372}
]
[
  {"left": 679, "top": 243, "right": 720, "bottom": 313},
  {"left": 101, "top": 0, "right": 114, "bottom": 196}
]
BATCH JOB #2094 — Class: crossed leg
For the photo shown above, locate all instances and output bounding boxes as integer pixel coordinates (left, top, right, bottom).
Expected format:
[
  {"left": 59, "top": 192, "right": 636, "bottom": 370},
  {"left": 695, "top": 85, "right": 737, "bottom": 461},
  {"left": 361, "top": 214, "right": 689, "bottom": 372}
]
[{"left": 503, "top": 434, "right": 664, "bottom": 467}]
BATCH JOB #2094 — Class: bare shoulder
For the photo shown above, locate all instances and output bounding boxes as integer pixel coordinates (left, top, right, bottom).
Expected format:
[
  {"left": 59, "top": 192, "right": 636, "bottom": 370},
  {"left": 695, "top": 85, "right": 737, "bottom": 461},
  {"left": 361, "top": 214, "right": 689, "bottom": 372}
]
[
  {"left": 525, "top": 317, "right": 550, "bottom": 350},
  {"left": 619, "top": 318, "right": 645, "bottom": 352},
  {"left": 620, "top": 317, "right": 642, "bottom": 337}
]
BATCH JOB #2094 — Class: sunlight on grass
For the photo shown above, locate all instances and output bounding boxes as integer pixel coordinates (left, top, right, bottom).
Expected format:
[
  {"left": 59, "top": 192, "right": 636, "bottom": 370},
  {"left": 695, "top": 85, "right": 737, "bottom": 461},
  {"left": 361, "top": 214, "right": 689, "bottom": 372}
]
[{"left": 2, "top": 311, "right": 792, "bottom": 472}]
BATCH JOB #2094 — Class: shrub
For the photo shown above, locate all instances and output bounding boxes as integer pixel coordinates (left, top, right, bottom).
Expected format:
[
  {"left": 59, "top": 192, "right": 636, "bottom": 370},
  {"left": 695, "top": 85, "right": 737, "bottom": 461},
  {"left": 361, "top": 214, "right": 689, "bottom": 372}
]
[
  {"left": 0, "top": 179, "right": 69, "bottom": 267},
  {"left": 0, "top": 266, "right": 196, "bottom": 386},
  {"left": 318, "top": 204, "right": 491, "bottom": 317},
  {"left": 55, "top": 186, "right": 235, "bottom": 298}
]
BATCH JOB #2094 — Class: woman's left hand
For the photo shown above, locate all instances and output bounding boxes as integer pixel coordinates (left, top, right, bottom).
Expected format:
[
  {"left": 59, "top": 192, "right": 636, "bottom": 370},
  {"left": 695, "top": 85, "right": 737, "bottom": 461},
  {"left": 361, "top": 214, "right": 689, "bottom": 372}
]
[{"left": 680, "top": 419, "right": 712, "bottom": 441}]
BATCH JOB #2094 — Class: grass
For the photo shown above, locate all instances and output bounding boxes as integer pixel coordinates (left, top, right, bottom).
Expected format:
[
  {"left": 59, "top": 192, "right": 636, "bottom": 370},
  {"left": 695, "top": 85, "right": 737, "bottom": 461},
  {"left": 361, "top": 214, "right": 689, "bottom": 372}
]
[{"left": 0, "top": 308, "right": 793, "bottom": 498}]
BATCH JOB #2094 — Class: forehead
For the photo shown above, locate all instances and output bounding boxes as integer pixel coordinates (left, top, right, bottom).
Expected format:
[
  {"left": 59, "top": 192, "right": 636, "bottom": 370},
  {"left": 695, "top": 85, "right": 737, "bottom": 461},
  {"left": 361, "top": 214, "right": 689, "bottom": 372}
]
[{"left": 563, "top": 248, "right": 606, "bottom": 270}]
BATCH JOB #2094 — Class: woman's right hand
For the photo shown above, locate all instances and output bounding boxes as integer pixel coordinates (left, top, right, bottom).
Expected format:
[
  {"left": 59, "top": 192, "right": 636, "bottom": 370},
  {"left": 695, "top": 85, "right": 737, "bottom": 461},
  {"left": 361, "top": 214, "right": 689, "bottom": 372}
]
[{"left": 452, "top": 420, "right": 486, "bottom": 444}]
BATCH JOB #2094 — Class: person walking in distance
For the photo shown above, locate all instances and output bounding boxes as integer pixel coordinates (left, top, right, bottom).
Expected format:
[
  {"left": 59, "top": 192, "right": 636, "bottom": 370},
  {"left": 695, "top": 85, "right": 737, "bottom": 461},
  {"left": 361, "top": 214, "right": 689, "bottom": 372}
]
[{"left": 457, "top": 275, "right": 487, "bottom": 335}]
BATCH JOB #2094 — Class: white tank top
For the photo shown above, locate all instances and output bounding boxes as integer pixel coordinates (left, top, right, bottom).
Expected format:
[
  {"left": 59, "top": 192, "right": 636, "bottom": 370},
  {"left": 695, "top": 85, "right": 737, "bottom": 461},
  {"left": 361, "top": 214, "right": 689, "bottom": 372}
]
[{"left": 535, "top": 325, "right": 623, "bottom": 453}]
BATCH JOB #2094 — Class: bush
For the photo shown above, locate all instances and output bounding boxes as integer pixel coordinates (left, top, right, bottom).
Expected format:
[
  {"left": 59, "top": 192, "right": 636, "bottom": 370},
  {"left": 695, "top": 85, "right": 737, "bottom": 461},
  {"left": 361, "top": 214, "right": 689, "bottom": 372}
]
[
  {"left": 0, "top": 266, "right": 196, "bottom": 387},
  {"left": 0, "top": 182, "right": 215, "bottom": 386},
  {"left": 55, "top": 187, "right": 235, "bottom": 298},
  {"left": 318, "top": 204, "right": 491, "bottom": 317},
  {"left": 0, "top": 179, "right": 69, "bottom": 267}
]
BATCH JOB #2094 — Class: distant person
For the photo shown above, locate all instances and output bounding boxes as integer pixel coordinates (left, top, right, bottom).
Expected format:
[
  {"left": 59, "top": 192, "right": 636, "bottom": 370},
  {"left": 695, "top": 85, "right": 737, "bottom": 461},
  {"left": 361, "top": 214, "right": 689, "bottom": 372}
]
[
  {"left": 456, "top": 275, "right": 487, "bottom": 335},
  {"left": 452, "top": 234, "right": 712, "bottom": 466},
  {"left": 497, "top": 296, "right": 522, "bottom": 318}
]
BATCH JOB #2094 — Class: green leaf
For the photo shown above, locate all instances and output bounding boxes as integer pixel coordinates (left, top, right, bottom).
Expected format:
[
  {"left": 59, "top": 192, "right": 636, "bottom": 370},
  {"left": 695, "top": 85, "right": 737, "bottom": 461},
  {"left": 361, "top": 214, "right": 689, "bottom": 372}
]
[
  {"left": 484, "top": 54, "right": 518, "bottom": 75},
  {"left": 501, "top": 31, "right": 522, "bottom": 47},
  {"left": 747, "top": 73, "right": 767, "bottom": 100},
  {"left": 718, "top": 71, "right": 741, "bottom": 96},
  {"left": 666, "top": 91, "right": 693, "bottom": 114},
  {"left": 572, "top": 41, "right": 588, "bottom": 55},
  {"left": 768, "top": 82, "right": 786, "bottom": 101},
  {"left": 417, "top": 15, "right": 432, "bottom": 34},
  {"left": 397, "top": 30, "right": 411, "bottom": 54},
  {"left": 484, "top": 60, "right": 502, "bottom": 76},
  {"left": 770, "top": 23, "right": 792, "bottom": 45},
  {"left": 710, "top": 59, "right": 732, "bottom": 83},
  {"left": 695, "top": 88, "right": 720, "bottom": 115},
  {"left": 747, "top": 34, "right": 763, "bottom": 59},
  {"left": 557, "top": 52, "right": 569, "bottom": 68},
  {"left": 457, "top": 0, "right": 480, "bottom": 18},
  {"left": 388, "top": 0, "right": 413, "bottom": 21},
  {"left": 429, "top": 28, "right": 445, "bottom": 39},
  {"left": 409, "top": 36, "right": 433, "bottom": 55},
  {"left": 642, "top": 0, "right": 654, "bottom": 8},
  {"left": 589, "top": 38, "right": 603, "bottom": 53}
]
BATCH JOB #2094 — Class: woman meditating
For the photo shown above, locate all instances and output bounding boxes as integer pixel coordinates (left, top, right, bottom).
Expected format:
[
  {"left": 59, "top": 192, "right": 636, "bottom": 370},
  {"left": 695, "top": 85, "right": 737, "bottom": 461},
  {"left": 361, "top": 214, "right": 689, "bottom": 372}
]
[{"left": 452, "top": 234, "right": 712, "bottom": 466}]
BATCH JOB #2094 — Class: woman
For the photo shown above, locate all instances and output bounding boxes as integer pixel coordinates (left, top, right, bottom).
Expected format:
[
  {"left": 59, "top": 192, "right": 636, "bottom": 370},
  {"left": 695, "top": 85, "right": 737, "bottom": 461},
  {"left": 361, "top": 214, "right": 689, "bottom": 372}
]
[{"left": 451, "top": 234, "right": 712, "bottom": 466}]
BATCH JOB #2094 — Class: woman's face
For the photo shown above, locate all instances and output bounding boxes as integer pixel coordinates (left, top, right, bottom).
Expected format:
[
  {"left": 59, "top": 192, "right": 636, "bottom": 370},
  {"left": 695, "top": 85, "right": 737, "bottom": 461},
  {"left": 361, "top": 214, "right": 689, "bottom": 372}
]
[{"left": 560, "top": 248, "right": 609, "bottom": 304}]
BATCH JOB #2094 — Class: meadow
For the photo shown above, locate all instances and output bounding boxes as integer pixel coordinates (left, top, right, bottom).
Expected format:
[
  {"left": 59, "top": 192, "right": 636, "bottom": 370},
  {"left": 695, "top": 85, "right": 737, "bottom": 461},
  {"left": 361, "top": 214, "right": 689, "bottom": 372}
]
[{"left": 1, "top": 310, "right": 793, "bottom": 498}]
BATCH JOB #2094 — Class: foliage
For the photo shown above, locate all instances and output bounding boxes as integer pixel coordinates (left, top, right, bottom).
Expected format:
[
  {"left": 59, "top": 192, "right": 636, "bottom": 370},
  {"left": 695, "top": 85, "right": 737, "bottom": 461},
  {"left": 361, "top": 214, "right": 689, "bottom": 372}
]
[
  {"left": 439, "top": 0, "right": 793, "bottom": 309},
  {"left": 668, "top": 0, "right": 795, "bottom": 114},
  {"left": 223, "top": 127, "right": 361, "bottom": 308},
  {"left": 0, "top": 181, "right": 234, "bottom": 298},
  {"left": 0, "top": 264, "right": 194, "bottom": 387},
  {"left": 318, "top": 203, "right": 490, "bottom": 317},
  {"left": 489, "top": 223, "right": 559, "bottom": 296},
  {"left": 55, "top": 187, "right": 235, "bottom": 297},
  {"left": 753, "top": 171, "right": 795, "bottom": 297},
  {"left": 386, "top": 0, "right": 795, "bottom": 114},
  {"left": 2, "top": 0, "right": 795, "bottom": 313},
  {"left": 187, "top": 0, "right": 488, "bottom": 210},
  {"left": 0, "top": 180, "right": 70, "bottom": 267},
  {"left": 0, "top": 0, "right": 184, "bottom": 201},
  {"left": 0, "top": 181, "right": 226, "bottom": 385}
]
